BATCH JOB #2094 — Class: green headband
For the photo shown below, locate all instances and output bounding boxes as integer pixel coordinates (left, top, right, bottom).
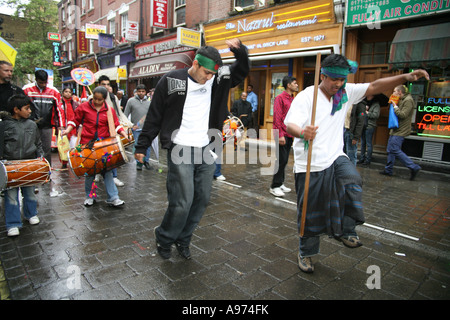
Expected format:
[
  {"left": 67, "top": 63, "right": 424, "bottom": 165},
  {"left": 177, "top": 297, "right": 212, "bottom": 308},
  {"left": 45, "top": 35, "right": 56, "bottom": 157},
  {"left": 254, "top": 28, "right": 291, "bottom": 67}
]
[{"left": 195, "top": 54, "right": 220, "bottom": 72}]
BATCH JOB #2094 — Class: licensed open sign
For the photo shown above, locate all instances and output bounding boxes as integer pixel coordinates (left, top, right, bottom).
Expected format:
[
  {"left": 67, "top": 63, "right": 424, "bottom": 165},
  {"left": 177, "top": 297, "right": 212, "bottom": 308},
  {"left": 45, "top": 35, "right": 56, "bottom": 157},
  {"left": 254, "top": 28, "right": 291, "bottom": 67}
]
[{"left": 48, "top": 32, "right": 61, "bottom": 41}]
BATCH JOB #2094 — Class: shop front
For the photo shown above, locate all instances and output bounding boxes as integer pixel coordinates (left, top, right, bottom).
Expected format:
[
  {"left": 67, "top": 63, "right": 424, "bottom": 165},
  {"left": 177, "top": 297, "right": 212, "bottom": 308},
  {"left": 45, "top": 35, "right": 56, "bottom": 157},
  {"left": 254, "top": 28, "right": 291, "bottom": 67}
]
[
  {"left": 203, "top": 0, "right": 343, "bottom": 136},
  {"left": 345, "top": 1, "right": 450, "bottom": 164},
  {"left": 128, "top": 36, "right": 196, "bottom": 94},
  {"left": 96, "top": 47, "right": 134, "bottom": 94}
]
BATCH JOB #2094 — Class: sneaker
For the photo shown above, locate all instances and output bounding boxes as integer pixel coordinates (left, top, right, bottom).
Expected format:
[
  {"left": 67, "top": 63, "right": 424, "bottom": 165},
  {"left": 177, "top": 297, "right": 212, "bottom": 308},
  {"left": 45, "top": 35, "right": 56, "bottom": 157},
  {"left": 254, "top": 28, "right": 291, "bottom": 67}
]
[
  {"left": 298, "top": 254, "right": 314, "bottom": 273},
  {"left": 269, "top": 187, "right": 285, "bottom": 197},
  {"left": 106, "top": 198, "right": 125, "bottom": 207},
  {"left": 379, "top": 170, "right": 392, "bottom": 176},
  {"left": 28, "top": 216, "right": 40, "bottom": 225},
  {"left": 94, "top": 174, "right": 101, "bottom": 182},
  {"left": 280, "top": 184, "right": 291, "bottom": 193},
  {"left": 84, "top": 198, "right": 94, "bottom": 206},
  {"left": 136, "top": 162, "right": 143, "bottom": 170},
  {"left": 154, "top": 227, "right": 171, "bottom": 259},
  {"left": 7, "top": 227, "right": 19, "bottom": 237},
  {"left": 113, "top": 178, "right": 124, "bottom": 187},
  {"left": 175, "top": 243, "right": 191, "bottom": 260},
  {"left": 215, "top": 175, "right": 226, "bottom": 181},
  {"left": 340, "top": 236, "right": 363, "bottom": 248}
]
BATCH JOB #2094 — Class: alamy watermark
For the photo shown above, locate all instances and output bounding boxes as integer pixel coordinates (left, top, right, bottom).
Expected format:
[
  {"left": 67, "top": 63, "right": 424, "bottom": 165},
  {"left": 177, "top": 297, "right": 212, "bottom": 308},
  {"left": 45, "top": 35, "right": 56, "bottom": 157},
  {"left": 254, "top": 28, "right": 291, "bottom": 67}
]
[
  {"left": 170, "top": 128, "right": 279, "bottom": 176},
  {"left": 366, "top": 265, "right": 381, "bottom": 290}
]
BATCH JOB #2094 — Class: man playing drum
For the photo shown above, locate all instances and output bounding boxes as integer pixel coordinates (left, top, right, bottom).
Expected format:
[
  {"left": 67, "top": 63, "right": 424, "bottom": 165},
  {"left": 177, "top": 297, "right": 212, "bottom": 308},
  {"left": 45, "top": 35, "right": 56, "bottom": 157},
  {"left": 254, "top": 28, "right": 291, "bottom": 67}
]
[{"left": 0, "top": 94, "right": 44, "bottom": 237}]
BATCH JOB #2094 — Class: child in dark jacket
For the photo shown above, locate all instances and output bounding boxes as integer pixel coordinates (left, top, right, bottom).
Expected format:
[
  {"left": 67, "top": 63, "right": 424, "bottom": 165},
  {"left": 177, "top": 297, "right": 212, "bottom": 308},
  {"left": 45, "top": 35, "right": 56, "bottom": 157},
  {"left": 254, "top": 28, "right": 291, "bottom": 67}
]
[{"left": 0, "top": 94, "right": 44, "bottom": 237}]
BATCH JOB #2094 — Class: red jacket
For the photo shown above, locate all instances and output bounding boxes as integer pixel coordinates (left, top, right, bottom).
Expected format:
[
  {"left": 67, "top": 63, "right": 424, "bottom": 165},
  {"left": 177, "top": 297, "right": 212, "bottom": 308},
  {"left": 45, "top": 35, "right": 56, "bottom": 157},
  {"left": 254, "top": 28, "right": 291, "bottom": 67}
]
[
  {"left": 23, "top": 83, "right": 64, "bottom": 129},
  {"left": 61, "top": 98, "right": 78, "bottom": 140},
  {"left": 273, "top": 90, "right": 293, "bottom": 138},
  {"left": 68, "top": 101, "right": 124, "bottom": 145}
]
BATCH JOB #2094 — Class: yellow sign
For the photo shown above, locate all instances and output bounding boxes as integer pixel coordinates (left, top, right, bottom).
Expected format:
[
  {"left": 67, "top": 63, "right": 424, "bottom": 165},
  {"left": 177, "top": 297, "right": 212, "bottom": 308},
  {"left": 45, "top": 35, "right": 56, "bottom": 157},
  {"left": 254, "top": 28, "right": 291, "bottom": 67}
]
[
  {"left": 117, "top": 67, "right": 127, "bottom": 80},
  {"left": 85, "top": 23, "right": 107, "bottom": 40},
  {"left": 177, "top": 27, "right": 202, "bottom": 49}
]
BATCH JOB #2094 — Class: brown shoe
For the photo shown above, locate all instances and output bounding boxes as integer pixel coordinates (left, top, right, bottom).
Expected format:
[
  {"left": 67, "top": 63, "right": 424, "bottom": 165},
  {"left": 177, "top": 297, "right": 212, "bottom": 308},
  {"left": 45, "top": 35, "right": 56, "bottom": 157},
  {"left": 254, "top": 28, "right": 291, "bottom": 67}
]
[
  {"left": 297, "top": 254, "right": 314, "bottom": 273},
  {"left": 341, "top": 236, "right": 363, "bottom": 248}
]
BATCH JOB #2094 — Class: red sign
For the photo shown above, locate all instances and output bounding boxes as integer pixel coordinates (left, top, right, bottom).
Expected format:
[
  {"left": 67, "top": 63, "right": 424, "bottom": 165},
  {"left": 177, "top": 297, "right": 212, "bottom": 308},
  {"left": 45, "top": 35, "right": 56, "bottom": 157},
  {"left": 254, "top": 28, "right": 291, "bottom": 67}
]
[
  {"left": 77, "top": 31, "right": 88, "bottom": 55},
  {"left": 151, "top": 0, "right": 168, "bottom": 29},
  {"left": 48, "top": 32, "right": 61, "bottom": 41}
]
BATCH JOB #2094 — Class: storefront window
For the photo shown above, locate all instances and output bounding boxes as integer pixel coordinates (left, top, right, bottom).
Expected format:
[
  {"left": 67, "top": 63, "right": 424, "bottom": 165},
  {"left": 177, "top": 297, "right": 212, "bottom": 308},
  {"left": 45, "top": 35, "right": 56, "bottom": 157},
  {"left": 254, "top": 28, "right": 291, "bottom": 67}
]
[
  {"left": 270, "top": 72, "right": 288, "bottom": 116},
  {"left": 361, "top": 42, "right": 391, "bottom": 65},
  {"left": 415, "top": 77, "right": 450, "bottom": 139}
]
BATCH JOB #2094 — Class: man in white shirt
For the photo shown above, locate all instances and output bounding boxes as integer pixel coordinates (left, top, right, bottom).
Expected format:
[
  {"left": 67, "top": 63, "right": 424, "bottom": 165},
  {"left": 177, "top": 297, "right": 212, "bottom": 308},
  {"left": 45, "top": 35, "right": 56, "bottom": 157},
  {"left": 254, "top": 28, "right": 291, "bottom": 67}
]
[{"left": 285, "top": 54, "right": 429, "bottom": 273}]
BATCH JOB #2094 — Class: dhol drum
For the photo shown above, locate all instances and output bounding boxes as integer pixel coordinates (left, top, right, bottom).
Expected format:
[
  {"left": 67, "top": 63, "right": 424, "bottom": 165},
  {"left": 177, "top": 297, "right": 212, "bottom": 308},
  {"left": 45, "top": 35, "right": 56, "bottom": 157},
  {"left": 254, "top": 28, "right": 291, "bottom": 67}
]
[
  {"left": 120, "top": 126, "right": 135, "bottom": 147},
  {"left": 0, "top": 158, "right": 51, "bottom": 190},
  {"left": 223, "top": 116, "right": 244, "bottom": 145},
  {"left": 68, "top": 136, "right": 129, "bottom": 177}
]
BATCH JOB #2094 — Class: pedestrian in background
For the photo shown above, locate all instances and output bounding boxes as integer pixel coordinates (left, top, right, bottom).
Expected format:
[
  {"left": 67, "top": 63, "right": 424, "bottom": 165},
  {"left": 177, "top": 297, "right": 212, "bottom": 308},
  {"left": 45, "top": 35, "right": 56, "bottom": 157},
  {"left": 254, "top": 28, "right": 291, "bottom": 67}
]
[
  {"left": 344, "top": 100, "right": 366, "bottom": 165},
  {"left": 247, "top": 84, "right": 258, "bottom": 136},
  {"left": 0, "top": 60, "right": 24, "bottom": 111},
  {"left": 60, "top": 86, "right": 79, "bottom": 168},
  {"left": 124, "top": 84, "right": 155, "bottom": 170},
  {"left": 23, "top": 69, "right": 64, "bottom": 166},
  {"left": 0, "top": 94, "right": 43, "bottom": 237},
  {"left": 358, "top": 95, "right": 380, "bottom": 166},
  {"left": 269, "top": 76, "right": 298, "bottom": 197},
  {"left": 380, "top": 85, "right": 421, "bottom": 180}
]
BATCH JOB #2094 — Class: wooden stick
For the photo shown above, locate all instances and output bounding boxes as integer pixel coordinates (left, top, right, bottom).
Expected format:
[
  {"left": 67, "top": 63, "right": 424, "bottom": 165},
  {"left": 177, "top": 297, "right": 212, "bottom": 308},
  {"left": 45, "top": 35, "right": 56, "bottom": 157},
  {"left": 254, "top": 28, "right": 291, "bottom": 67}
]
[
  {"left": 86, "top": 85, "right": 93, "bottom": 96},
  {"left": 300, "top": 52, "right": 321, "bottom": 238}
]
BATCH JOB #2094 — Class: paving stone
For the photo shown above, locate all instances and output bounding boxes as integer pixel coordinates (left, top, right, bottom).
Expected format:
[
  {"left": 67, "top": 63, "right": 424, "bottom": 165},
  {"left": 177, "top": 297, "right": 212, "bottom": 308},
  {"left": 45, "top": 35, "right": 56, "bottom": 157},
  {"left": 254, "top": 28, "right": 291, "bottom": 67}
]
[{"left": 0, "top": 151, "right": 449, "bottom": 301}]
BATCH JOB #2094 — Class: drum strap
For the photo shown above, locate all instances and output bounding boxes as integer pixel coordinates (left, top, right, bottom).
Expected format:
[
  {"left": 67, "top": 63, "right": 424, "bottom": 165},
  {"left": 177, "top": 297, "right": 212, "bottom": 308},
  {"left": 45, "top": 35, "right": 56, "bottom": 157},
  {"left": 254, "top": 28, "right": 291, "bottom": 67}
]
[{"left": 107, "top": 106, "right": 116, "bottom": 138}]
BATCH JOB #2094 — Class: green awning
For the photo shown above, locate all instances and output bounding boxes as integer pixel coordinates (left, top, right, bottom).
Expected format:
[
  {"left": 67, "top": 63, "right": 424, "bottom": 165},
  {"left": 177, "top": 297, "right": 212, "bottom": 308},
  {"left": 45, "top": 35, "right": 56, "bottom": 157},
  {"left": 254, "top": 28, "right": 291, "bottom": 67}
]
[{"left": 389, "top": 22, "right": 450, "bottom": 70}]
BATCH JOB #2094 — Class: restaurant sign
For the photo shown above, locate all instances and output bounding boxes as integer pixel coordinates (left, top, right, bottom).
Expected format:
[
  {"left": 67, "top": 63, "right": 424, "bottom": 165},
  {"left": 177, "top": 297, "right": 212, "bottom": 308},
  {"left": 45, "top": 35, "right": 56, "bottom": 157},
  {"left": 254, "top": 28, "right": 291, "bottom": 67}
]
[
  {"left": 204, "top": 0, "right": 339, "bottom": 59},
  {"left": 346, "top": 0, "right": 450, "bottom": 27},
  {"left": 135, "top": 36, "right": 191, "bottom": 60}
]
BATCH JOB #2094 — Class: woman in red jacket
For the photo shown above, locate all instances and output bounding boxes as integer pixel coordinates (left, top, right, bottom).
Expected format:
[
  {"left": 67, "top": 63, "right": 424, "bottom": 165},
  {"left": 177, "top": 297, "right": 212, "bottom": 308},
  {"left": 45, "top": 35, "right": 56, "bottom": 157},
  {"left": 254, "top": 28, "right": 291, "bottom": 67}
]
[
  {"left": 60, "top": 87, "right": 79, "bottom": 168},
  {"left": 62, "top": 86, "right": 128, "bottom": 207}
]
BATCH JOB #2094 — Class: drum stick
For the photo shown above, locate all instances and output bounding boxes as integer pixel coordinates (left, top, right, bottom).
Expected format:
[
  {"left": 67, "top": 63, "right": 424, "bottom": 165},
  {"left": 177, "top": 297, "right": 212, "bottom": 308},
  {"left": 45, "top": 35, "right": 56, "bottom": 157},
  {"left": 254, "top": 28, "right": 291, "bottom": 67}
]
[{"left": 300, "top": 52, "right": 321, "bottom": 238}]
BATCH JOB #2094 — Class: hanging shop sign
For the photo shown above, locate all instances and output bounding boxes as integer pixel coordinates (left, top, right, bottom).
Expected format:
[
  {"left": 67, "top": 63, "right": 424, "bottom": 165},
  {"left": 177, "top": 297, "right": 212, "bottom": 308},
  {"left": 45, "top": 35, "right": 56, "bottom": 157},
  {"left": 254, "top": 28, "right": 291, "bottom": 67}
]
[
  {"left": 346, "top": 0, "right": 450, "bottom": 27},
  {"left": 85, "top": 23, "right": 107, "bottom": 40},
  {"left": 52, "top": 42, "right": 61, "bottom": 66},
  {"left": 151, "top": 0, "right": 168, "bottom": 29},
  {"left": 47, "top": 32, "right": 61, "bottom": 41},
  {"left": 204, "top": 0, "right": 339, "bottom": 59},
  {"left": 77, "top": 31, "right": 88, "bottom": 55},
  {"left": 177, "top": 27, "right": 201, "bottom": 49},
  {"left": 126, "top": 21, "right": 139, "bottom": 42}
]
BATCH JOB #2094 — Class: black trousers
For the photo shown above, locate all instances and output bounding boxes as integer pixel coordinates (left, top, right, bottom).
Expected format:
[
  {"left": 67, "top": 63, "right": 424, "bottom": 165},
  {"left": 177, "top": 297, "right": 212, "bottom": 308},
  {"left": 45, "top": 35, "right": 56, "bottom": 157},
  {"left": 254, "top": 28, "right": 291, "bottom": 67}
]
[{"left": 270, "top": 136, "right": 293, "bottom": 188}]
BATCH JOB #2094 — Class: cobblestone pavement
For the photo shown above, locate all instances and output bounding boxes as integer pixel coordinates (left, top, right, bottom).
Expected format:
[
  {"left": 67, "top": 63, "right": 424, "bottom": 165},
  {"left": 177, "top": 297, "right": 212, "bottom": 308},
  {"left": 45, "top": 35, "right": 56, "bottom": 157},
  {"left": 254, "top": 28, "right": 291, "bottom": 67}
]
[{"left": 0, "top": 142, "right": 449, "bottom": 303}]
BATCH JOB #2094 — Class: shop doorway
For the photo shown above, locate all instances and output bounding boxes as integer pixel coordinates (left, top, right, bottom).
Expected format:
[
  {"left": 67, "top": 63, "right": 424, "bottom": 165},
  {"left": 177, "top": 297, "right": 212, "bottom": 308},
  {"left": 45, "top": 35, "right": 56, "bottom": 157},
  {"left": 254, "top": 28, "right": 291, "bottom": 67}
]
[{"left": 246, "top": 70, "right": 265, "bottom": 137}]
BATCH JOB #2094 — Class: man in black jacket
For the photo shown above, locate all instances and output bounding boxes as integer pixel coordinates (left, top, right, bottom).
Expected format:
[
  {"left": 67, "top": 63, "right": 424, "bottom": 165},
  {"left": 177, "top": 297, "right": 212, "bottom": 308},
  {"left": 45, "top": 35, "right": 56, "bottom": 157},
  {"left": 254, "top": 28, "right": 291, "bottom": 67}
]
[
  {"left": 344, "top": 101, "right": 366, "bottom": 165},
  {"left": 0, "top": 61, "right": 24, "bottom": 112},
  {"left": 231, "top": 92, "right": 253, "bottom": 128},
  {"left": 135, "top": 38, "right": 249, "bottom": 260}
]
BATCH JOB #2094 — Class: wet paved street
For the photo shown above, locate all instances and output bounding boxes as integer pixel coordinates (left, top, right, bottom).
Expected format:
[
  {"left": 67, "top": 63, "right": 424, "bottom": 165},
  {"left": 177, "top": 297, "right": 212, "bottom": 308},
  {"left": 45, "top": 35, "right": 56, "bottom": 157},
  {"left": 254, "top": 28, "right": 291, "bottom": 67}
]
[{"left": 0, "top": 140, "right": 449, "bottom": 302}]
